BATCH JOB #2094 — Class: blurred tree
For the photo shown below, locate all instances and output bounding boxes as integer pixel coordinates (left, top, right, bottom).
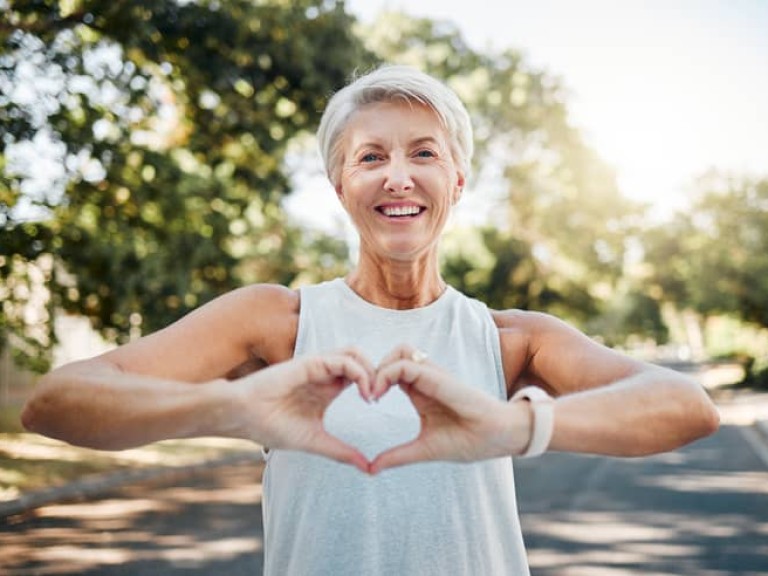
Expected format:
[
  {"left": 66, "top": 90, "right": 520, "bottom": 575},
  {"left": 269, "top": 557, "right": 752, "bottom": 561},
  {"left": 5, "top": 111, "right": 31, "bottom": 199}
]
[
  {"left": 1, "top": 0, "right": 371, "bottom": 370},
  {"left": 643, "top": 173, "right": 768, "bottom": 330},
  {"left": 359, "top": 12, "right": 640, "bottom": 323},
  {"left": 582, "top": 287, "right": 669, "bottom": 349}
]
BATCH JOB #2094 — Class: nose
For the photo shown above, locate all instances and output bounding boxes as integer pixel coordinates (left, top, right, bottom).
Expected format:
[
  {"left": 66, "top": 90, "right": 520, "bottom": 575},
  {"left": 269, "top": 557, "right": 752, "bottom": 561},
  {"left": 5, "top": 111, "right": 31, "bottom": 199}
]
[{"left": 384, "top": 155, "right": 414, "bottom": 195}]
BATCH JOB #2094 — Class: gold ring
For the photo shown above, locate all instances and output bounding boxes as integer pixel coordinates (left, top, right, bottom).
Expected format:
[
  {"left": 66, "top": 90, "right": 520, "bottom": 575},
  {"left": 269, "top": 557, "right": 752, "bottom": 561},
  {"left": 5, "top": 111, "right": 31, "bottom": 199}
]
[{"left": 411, "top": 349, "right": 428, "bottom": 363}]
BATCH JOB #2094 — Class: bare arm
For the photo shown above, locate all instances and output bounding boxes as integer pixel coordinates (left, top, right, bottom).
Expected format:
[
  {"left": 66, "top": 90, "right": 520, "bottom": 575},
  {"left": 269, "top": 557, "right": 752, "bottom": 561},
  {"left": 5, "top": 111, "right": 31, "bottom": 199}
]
[
  {"left": 495, "top": 310, "right": 720, "bottom": 457},
  {"left": 22, "top": 360, "right": 237, "bottom": 450},
  {"left": 21, "top": 284, "right": 297, "bottom": 450}
]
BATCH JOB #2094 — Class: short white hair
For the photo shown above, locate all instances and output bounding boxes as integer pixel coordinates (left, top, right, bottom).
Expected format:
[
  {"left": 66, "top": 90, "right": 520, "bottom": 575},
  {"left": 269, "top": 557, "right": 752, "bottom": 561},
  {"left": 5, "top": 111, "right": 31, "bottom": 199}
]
[{"left": 317, "top": 65, "right": 474, "bottom": 187}]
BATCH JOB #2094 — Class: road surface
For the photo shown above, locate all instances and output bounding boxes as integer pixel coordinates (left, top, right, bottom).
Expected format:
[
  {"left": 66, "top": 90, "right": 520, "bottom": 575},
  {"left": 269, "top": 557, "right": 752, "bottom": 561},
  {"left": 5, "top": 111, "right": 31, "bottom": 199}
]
[{"left": 1, "top": 423, "right": 766, "bottom": 575}]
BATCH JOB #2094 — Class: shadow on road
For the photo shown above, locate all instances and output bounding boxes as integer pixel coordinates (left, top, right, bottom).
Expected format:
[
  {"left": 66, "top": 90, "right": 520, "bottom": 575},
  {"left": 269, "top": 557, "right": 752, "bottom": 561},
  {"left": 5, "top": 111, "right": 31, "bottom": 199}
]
[
  {"left": 516, "top": 425, "right": 768, "bottom": 575},
  {"left": 2, "top": 425, "right": 767, "bottom": 575},
  {"left": 1, "top": 460, "right": 265, "bottom": 575}
]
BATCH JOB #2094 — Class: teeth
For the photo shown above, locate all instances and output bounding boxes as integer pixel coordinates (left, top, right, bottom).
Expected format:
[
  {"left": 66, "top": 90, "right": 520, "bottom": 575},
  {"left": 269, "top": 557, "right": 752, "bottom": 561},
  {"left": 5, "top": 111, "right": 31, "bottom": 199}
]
[{"left": 382, "top": 205, "right": 421, "bottom": 217}]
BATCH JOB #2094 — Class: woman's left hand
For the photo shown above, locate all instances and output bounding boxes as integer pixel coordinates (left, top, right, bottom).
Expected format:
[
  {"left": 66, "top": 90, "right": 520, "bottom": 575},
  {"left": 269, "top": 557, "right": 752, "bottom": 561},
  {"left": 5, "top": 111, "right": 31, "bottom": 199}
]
[{"left": 368, "top": 345, "right": 531, "bottom": 474}]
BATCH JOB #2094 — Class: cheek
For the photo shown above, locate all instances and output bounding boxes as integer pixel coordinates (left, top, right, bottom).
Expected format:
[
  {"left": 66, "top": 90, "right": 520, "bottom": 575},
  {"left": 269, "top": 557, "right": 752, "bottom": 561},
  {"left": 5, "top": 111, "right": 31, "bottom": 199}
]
[{"left": 341, "top": 165, "right": 379, "bottom": 190}]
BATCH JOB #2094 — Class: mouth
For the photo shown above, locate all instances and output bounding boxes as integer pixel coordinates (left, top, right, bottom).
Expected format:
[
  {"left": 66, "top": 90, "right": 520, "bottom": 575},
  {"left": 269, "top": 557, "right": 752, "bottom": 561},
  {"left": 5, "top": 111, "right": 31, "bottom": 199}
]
[{"left": 375, "top": 205, "right": 426, "bottom": 218}]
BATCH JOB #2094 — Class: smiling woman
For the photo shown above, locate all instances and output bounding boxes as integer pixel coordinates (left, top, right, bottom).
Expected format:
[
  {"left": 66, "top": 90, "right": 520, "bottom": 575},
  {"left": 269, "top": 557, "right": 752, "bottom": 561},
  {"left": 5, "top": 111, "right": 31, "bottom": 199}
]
[
  {"left": 333, "top": 100, "right": 464, "bottom": 281},
  {"left": 21, "top": 65, "right": 720, "bottom": 576}
]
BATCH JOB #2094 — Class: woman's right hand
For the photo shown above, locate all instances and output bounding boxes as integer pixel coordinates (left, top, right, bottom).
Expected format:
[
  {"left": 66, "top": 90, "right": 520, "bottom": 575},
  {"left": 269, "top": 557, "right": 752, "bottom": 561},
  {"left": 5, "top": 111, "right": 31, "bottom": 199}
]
[{"left": 229, "top": 348, "right": 375, "bottom": 473}]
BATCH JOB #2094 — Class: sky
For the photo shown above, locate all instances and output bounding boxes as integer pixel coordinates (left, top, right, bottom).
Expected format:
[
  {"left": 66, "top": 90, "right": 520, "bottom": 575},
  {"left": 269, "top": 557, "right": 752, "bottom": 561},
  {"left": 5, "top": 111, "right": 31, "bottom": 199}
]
[{"left": 288, "top": 0, "right": 768, "bottom": 229}]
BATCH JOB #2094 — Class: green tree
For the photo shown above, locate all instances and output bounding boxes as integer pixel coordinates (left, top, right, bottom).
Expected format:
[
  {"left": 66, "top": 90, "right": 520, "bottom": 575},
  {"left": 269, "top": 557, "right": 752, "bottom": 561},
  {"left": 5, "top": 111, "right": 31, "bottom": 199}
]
[
  {"left": 360, "top": 12, "right": 639, "bottom": 323},
  {"left": 644, "top": 173, "right": 768, "bottom": 330},
  {"left": 1, "top": 0, "right": 371, "bottom": 370}
]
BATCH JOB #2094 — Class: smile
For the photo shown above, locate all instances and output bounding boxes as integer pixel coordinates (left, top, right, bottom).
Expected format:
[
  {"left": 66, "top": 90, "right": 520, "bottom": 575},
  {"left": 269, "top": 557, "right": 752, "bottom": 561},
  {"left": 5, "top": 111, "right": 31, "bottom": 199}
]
[{"left": 376, "top": 205, "right": 425, "bottom": 218}]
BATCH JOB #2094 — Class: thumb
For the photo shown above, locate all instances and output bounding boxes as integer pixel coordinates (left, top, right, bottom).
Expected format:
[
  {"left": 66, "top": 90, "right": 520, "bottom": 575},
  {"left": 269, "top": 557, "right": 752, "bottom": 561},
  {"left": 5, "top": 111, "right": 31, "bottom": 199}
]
[
  {"left": 307, "top": 431, "right": 372, "bottom": 474},
  {"left": 369, "top": 438, "right": 428, "bottom": 475}
]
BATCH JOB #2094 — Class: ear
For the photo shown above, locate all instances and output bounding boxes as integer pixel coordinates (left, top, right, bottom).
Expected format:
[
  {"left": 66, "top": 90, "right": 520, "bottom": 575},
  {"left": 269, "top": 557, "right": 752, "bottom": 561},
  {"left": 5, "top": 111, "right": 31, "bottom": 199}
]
[
  {"left": 451, "top": 171, "right": 466, "bottom": 205},
  {"left": 335, "top": 183, "right": 346, "bottom": 206}
]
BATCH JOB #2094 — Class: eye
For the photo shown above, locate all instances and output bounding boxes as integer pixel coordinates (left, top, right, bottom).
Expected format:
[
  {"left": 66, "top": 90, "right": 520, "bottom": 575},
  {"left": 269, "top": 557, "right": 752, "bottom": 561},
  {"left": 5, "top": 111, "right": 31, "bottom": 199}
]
[
  {"left": 415, "top": 149, "right": 436, "bottom": 159},
  {"left": 359, "top": 152, "right": 381, "bottom": 163}
]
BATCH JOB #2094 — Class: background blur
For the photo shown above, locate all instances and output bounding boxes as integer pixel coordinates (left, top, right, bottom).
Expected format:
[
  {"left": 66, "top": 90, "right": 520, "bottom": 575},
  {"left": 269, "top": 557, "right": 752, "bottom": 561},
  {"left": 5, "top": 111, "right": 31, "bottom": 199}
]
[{"left": 2, "top": 1, "right": 767, "bottom": 440}]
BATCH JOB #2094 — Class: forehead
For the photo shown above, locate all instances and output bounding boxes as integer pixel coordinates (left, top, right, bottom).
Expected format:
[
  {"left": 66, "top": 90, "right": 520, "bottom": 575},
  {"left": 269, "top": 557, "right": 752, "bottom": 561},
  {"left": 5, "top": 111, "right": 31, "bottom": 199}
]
[{"left": 343, "top": 100, "right": 449, "bottom": 148}]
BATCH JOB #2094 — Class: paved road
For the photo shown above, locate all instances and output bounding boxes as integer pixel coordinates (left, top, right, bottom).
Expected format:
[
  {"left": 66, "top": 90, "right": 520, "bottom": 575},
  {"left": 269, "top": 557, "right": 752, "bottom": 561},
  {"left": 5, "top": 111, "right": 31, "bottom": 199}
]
[
  {"left": 515, "top": 424, "right": 768, "bottom": 575},
  {"left": 1, "top": 424, "right": 766, "bottom": 575}
]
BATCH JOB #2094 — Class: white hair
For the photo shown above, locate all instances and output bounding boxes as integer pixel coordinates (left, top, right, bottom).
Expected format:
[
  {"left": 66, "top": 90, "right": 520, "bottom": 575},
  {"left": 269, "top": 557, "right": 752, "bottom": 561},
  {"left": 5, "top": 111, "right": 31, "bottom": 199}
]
[{"left": 317, "top": 65, "right": 474, "bottom": 187}]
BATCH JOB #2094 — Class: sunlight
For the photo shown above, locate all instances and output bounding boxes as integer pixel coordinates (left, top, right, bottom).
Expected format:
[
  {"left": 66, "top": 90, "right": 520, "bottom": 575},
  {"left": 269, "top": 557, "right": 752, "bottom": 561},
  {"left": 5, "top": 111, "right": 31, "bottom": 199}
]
[
  {"left": 38, "top": 497, "right": 174, "bottom": 519},
  {"left": 157, "top": 536, "right": 262, "bottom": 561},
  {"left": 22, "top": 536, "right": 262, "bottom": 571},
  {"left": 35, "top": 544, "right": 131, "bottom": 566},
  {"left": 639, "top": 470, "right": 768, "bottom": 495},
  {"left": 348, "top": 0, "right": 768, "bottom": 215},
  {"left": 160, "top": 482, "right": 262, "bottom": 505},
  {"left": 526, "top": 512, "right": 678, "bottom": 544}
]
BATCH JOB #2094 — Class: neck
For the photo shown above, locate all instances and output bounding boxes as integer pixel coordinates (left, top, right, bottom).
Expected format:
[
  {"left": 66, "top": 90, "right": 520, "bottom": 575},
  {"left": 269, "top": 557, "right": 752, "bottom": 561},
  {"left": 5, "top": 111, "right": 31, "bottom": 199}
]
[{"left": 346, "top": 250, "right": 446, "bottom": 310}]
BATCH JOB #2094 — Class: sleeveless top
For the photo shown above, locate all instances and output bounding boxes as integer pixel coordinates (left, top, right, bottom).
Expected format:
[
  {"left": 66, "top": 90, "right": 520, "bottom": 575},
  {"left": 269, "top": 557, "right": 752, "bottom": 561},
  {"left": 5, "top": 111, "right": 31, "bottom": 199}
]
[{"left": 261, "top": 278, "right": 530, "bottom": 575}]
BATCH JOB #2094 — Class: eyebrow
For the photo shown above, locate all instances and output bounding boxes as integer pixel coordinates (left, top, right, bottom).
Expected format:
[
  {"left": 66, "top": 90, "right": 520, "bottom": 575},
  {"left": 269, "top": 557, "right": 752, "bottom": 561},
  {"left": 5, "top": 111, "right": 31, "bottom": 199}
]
[
  {"left": 351, "top": 136, "right": 443, "bottom": 156},
  {"left": 410, "top": 136, "right": 442, "bottom": 149}
]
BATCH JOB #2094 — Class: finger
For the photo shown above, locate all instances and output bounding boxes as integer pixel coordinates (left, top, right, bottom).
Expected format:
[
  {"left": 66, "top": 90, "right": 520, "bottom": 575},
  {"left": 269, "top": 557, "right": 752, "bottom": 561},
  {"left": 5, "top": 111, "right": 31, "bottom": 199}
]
[
  {"left": 339, "top": 346, "right": 377, "bottom": 376},
  {"left": 373, "top": 359, "right": 435, "bottom": 400},
  {"left": 372, "top": 359, "right": 427, "bottom": 400},
  {"left": 372, "top": 347, "right": 430, "bottom": 400},
  {"left": 305, "top": 354, "right": 372, "bottom": 398},
  {"left": 369, "top": 438, "right": 429, "bottom": 474},
  {"left": 376, "top": 360, "right": 486, "bottom": 415},
  {"left": 378, "top": 343, "right": 426, "bottom": 369},
  {"left": 338, "top": 347, "right": 377, "bottom": 400},
  {"left": 308, "top": 431, "right": 372, "bottom": 474}
]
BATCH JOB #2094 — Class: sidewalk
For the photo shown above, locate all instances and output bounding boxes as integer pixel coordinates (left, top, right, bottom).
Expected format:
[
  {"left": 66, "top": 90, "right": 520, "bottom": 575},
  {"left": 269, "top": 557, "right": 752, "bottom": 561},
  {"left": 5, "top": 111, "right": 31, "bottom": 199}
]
[
  {"left": 682, "top": 360, "right": 768, "bottom": 445},
  {"left": 0, "top": 436, "right": 261, "bottom": 518},
  {"left": 711, "top": 387, "right": 768, "bottom": 455}
]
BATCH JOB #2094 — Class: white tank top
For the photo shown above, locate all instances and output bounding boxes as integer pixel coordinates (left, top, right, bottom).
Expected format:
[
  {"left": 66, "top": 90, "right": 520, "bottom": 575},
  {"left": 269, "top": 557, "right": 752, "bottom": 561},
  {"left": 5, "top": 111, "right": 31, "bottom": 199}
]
[{"left": 261, "top": 279, "right": 530, "bottom": 575}]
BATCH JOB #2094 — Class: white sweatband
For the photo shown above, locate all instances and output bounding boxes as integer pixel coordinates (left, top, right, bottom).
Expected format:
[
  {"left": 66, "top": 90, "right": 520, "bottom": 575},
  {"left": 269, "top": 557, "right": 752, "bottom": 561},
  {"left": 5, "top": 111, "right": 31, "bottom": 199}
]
[{"left": 511, "top": 386, "right": 554, "bottom": 457}]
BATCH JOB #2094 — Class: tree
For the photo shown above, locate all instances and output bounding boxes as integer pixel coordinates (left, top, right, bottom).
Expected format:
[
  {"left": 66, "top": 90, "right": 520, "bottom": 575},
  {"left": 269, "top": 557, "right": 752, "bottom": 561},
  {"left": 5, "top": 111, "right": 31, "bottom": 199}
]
[
  {"left": 644, "top": 173, "right": 768, "bottom": 330},
  {"left": 359, "top": 11, "right": 640, "bottom": 323},
  {"left": 1, "top": 0, "right": 372, "bottom": 370}
]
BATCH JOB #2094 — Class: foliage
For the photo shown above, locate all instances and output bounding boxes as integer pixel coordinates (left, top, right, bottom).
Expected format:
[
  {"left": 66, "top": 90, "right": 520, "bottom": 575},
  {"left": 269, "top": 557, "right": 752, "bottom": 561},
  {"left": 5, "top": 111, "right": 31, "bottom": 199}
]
[
  {"left": 741, "top": 364, "right": 768, "bottom": 391},
  {"left": 1, "top": 0, "right": 371, "bottom": 370},
  {"left": 7, "top": 4, "right": 760, "bottom": 371},
  {"left": 643, "top": 173, "right": 768, "bottom": 332},
  {"left": 359, "top": 12, "right": 640, "bottom": 324},
  {"left": 582, "top": 288, "right": 668, "bottom": 348}
]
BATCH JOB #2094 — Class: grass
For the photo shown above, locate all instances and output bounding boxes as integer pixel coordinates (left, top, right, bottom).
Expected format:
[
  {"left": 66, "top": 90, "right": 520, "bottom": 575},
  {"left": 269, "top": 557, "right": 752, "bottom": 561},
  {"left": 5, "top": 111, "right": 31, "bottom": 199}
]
[
  {"left": 0, "top": 404, "right": 255, "bottom": 502},
  {"left": 0, "top": 404, "right": 25, "bottom": 434}
]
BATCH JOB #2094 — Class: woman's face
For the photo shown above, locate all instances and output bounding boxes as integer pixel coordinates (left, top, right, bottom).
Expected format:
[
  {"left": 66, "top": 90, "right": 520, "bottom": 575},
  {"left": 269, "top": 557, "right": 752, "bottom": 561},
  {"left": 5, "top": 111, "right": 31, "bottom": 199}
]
[{"left": 336, "top": 100, "right": 465, "bottom": 262}]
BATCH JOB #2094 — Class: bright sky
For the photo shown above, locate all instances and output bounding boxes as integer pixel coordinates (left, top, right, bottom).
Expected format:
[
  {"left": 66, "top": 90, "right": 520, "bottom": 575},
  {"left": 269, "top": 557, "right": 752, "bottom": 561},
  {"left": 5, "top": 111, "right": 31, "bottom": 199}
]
[{"left": 331, "top": 0, "right": 767, "bottom": 219}]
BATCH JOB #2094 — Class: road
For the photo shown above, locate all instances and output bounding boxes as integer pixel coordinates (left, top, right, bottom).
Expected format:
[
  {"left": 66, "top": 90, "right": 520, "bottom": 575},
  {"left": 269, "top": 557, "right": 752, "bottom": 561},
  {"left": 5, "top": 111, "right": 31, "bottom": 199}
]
[
  {"left": 515, "top": 424, "right": 768, "bottom": 575},
  {"left": 1, "top": 424, "right": 767, "bottom": 575}
]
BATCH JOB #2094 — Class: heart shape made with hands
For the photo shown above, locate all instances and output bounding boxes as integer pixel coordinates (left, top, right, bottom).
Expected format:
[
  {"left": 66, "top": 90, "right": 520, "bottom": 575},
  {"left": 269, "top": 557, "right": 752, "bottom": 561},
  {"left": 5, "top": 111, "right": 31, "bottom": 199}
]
[{"left": 323, "top": 383, "right": 421, "bottom": 462}]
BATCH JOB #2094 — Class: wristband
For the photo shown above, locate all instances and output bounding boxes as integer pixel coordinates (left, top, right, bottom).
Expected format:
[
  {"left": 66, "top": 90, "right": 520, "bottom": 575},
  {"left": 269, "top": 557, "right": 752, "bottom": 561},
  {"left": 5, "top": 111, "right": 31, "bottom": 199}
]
[{"left": 511, "top": 386, "right": 554, "bottom": 457}]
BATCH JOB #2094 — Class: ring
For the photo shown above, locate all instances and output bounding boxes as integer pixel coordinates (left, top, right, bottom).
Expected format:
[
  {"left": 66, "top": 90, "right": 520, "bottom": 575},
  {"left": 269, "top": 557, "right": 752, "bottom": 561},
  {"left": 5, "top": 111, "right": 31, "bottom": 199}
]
[{"left": 411, "top": 349, "right": 428, "bottom": 363}]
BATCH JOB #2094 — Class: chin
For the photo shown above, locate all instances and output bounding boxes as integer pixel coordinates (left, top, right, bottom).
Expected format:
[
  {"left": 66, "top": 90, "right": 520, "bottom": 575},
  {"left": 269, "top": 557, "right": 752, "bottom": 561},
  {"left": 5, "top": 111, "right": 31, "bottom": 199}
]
[{"left": 379, "top": 243, "right": 435, "bottom": 262}]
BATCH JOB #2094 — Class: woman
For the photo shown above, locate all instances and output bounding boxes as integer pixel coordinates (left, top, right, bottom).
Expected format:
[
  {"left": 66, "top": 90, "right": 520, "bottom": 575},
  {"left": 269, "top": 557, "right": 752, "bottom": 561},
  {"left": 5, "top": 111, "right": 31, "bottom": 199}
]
[{"left": 22, "top": 65, "right": 720, "bottom": 575}]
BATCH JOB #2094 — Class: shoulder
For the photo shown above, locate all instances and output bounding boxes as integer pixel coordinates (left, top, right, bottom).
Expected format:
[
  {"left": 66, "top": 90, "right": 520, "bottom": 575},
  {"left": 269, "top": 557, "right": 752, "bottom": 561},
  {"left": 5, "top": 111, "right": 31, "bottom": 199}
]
[
  {"left": 491, "top": 307, "right": 646, "bottom": 395},
  {"left": 227, "top": 284, "right": 299, "bottom": 364},
  {"left": 188, "top": 283, "right": 299, "bottom": 331},
  {"left": 491, "top": 308, "right": 567, "bottom": 343},
  {"left": 235, "top": 283, "right": 300, "bottom": 313},
  {"left": 489, "top": 309, "right": 544, "bottom": 393},
  {"left": 492, "top": 308, "right": 551, "bottom": 330},
  {"left": 100, "top": 283, "right": 300, "bottom": 382}
]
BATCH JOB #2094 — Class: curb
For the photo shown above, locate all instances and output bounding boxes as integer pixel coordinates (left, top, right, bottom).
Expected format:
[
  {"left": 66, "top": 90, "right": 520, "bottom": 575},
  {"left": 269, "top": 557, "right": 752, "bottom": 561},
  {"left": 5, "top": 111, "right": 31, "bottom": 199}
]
[{"left": 0, "top": 450, "right": 264, "bottom": 519}]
